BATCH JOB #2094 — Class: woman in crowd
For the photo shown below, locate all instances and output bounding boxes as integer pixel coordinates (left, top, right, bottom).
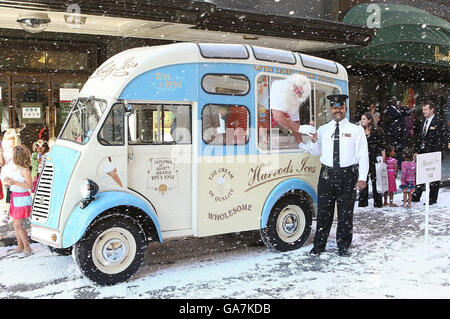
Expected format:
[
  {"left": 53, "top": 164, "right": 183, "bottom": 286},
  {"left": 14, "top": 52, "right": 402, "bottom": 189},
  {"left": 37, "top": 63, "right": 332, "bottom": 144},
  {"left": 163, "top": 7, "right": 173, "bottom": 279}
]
[{"left": 359, "top": 111, "right": 385, "bottom": 208}]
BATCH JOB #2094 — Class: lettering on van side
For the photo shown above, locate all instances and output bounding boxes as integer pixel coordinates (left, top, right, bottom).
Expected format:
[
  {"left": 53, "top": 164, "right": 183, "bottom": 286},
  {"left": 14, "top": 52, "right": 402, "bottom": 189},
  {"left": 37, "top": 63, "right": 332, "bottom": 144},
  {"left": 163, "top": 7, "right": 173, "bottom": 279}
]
[
  {"left": 154, "top": 72, "right": 184, "bottom": 91},
  {"left": 208, "top": 203, "right": 253, "bottom": 221},
  {"left": 147, "top": 158, "right": 178, "bottom": 195},
  {"left": 246, "top": 158, "right": 317, "bottom": 192},
  {"left": 90, "top": 57, "right": 138, "bottom": 80},
  {"left": 254, "top": 65, "right": 335, "bottom": 84}
]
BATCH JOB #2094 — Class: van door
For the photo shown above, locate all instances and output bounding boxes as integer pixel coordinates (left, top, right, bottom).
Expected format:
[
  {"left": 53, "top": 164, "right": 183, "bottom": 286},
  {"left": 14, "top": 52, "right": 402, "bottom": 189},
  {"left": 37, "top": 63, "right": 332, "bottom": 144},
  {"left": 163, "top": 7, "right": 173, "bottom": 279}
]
[{"left": 127, "top": 103, "right": 192, "bottom": 232}]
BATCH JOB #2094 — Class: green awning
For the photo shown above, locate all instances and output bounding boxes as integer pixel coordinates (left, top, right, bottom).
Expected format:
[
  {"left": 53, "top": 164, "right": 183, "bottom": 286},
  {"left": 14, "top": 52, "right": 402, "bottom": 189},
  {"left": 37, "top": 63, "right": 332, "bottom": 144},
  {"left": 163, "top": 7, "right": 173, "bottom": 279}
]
[{"left": 337, "top": 3, "right": 450, "bottom": 68}]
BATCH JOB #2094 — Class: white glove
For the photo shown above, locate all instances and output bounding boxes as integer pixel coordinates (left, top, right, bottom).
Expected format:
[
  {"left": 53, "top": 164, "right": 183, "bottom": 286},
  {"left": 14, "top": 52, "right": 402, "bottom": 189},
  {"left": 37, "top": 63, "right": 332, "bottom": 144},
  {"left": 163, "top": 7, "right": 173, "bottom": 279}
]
[
  {"left": 298, "top": 142, "right": 311, "bottom": 153},
  {"left": 298, "top": 124, "right": 316, "bottom": 137}
]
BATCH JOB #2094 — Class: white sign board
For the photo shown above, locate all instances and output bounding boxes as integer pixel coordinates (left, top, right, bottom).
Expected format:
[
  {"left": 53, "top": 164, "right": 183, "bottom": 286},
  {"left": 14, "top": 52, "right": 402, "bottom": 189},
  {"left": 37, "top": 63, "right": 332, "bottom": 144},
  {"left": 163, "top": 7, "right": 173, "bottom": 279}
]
[
  {"left": 60, "top": 88, "right": 79, "bottom": 103},
  {"left": 0, "top": 86, "right": 2, "bottom": 102},
  {"left": 22, "top": 107, "right": 41, "bottom": 119},
  {"left": 416, "top": 152, "right": 441, "bottom": 184}
]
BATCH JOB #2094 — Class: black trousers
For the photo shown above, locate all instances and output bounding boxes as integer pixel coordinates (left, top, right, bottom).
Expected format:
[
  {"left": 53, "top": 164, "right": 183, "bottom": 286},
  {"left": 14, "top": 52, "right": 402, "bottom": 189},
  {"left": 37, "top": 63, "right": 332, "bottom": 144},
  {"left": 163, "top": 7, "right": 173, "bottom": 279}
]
[
  {"left": 412, "top": 181, "right": 440, "bottom": 204},
  {"left": 313, "top": 165, "right": 358, "bottom": 251},
  {"left": 358, "top": 162, "right": 382, "bottom": 207}
]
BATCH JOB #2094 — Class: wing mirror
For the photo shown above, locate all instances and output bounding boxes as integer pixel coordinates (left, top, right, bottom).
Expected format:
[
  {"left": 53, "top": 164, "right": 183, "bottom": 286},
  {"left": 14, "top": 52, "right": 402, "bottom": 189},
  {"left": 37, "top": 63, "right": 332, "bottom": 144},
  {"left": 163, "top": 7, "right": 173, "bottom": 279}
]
[{"left": 123, "top": 100, "right": 133, "bottom": 116}]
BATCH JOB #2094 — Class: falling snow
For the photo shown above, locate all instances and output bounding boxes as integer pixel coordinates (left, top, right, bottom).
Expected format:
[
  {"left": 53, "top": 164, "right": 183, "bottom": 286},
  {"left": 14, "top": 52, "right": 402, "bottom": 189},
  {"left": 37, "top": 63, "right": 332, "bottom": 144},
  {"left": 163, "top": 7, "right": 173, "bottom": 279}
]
[{"left": 0, "top": 188, "right": 449, "bottom": 299}]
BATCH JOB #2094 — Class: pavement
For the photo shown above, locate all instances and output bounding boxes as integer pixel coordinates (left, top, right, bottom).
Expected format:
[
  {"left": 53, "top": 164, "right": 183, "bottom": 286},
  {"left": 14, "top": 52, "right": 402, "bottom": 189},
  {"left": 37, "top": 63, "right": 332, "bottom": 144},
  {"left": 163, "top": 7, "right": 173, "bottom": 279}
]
[{"left": 0, "top": 180, "right": 448, "bottom": 250}]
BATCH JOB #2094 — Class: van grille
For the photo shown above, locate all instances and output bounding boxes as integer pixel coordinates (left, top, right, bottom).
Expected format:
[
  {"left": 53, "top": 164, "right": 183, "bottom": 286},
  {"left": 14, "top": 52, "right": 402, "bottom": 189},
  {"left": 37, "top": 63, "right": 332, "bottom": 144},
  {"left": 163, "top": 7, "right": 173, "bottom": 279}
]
[{"left": 31, "top": 163, "right": 54, "bottom": 224}]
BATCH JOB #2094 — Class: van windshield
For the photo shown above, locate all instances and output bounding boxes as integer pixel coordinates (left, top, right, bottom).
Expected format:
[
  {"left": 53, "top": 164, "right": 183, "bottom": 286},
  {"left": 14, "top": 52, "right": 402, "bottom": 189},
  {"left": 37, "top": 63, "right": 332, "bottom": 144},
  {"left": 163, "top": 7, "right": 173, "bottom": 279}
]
[{"left": 59, "top": 97, "right": 107, "bottom": 144}]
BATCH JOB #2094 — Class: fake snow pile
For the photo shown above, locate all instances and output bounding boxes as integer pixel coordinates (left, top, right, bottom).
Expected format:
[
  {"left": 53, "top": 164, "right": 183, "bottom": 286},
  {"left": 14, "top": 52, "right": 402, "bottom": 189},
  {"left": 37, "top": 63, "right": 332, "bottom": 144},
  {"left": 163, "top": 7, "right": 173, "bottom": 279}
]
[{"left": 0, "top": 189, "right": 449, "bottom": 299}]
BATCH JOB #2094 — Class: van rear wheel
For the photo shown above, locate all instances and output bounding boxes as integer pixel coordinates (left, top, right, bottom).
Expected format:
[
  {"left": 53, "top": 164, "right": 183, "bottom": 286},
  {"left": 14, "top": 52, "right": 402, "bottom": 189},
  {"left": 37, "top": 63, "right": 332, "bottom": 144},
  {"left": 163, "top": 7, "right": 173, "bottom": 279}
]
[
  {"left": 261, "top": 193, "right": 312, "bottom": 252},
  {"left": 73, "top": 214, "right": 147, "bottom": 286}
]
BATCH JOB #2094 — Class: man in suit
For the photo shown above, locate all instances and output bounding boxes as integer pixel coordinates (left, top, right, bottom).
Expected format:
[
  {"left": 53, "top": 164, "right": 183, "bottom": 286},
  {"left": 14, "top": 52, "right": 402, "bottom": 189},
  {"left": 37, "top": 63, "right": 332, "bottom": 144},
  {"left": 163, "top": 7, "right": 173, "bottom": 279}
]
[
  {"left": 412, "top": 101, "right": 447, "bottom": 205},
  {"left": 383, "top": 96, "right": 410, "bottom": 167}
]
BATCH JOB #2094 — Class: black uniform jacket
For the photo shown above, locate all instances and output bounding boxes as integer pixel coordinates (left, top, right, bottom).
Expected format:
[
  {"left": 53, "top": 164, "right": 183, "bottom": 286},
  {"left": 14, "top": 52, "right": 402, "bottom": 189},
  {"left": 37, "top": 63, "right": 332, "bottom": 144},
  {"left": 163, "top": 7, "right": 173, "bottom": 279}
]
[
  {"left": 384, "top": 105, "right": 406, "bottom": 142},
  {"left": 416, "top": 115, "right": 447, "bottom": 154}
]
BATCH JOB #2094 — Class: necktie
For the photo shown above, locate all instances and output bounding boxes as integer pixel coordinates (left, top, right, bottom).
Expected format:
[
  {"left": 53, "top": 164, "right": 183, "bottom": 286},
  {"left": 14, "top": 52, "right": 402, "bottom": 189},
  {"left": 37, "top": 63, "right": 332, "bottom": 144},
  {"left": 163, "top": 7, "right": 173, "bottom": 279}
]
[
  {"left": 422, "top": 119, "right": 428, "bottom": 138},
  {"left": 333, "top": 122, "right": 340, "bottom": 170}
]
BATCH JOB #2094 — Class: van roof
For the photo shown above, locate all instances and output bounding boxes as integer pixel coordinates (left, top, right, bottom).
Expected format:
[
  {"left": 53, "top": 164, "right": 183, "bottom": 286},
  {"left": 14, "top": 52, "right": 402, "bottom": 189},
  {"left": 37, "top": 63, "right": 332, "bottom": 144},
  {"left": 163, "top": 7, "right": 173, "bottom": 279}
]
[{"left": 80, "top": 42, "right": 347, "bottom": 99}]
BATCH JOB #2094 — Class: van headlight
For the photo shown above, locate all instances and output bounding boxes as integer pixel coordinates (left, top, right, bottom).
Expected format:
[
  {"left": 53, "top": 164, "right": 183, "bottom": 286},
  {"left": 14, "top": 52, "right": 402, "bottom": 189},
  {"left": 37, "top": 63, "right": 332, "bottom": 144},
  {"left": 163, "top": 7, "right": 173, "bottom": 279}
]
[{"left": 80, "top": 179, "right": 99, "bottom": 209}]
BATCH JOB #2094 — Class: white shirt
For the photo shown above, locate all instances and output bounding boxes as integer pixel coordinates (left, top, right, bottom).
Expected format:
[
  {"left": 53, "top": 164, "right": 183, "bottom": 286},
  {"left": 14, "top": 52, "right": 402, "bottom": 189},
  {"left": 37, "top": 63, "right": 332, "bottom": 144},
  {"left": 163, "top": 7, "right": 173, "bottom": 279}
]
[
  {"left": 423, "top": 114, "right": 434, "bottom": 136},
  {"left": 310, "top": 118, "right": 369, "bottom": 181},
  {"left": 269, "top": 79, "right": 300, "bottom": 122}
]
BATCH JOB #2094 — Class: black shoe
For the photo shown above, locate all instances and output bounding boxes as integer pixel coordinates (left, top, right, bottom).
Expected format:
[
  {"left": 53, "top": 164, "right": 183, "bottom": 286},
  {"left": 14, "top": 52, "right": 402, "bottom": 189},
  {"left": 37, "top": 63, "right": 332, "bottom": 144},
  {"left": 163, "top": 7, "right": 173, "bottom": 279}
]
[
  {"left": 424, "top": 201, "right": 436, "bottom": 206},
  {"left": 309, "top": 247, "right": 325, "bottom": 256},
  {"left": 412, "top": 197, "right": 420, "bottom": 202},
  {"left": 338, "top": 249, "right": 350, "bottom": 257},
  {"left": 374, "top": 204, "right": 383, "bottom": 208},
  {"left": 358, "top": 203, "right": 368, "bottom": 207}
]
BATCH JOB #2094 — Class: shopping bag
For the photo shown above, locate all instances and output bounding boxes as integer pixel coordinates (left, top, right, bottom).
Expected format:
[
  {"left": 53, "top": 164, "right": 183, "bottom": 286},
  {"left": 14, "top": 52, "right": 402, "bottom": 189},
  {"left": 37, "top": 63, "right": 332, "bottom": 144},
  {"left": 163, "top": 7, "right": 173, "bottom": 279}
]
[{"left": 375, "top": 162, "right": 388, "bottom": 193}]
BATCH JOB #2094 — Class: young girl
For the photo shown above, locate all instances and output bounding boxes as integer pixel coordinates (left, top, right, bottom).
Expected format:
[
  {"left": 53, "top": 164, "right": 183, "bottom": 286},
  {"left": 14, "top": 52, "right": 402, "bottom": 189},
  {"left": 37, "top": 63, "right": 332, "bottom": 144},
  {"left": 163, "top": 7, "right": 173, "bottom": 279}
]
[
  {"left": 31, "top": 139, "right": 48, "bottom": 193},
  {"left": 400, "top": 152, "right": 416, "bottom": 208},
  {"left": 384, "top": 144, "right": 398, "bottom": 207},
  {"left": 5, "top": 145, "right": 33, "bottom": 256}
]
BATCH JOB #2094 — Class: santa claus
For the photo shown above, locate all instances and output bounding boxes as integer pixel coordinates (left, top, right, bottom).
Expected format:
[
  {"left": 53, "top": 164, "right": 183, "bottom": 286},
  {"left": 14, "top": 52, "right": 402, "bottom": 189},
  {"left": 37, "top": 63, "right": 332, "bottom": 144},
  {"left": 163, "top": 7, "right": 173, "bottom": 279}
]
[{"left": 269, "top": 73, "right": 315, "bottom": 149}]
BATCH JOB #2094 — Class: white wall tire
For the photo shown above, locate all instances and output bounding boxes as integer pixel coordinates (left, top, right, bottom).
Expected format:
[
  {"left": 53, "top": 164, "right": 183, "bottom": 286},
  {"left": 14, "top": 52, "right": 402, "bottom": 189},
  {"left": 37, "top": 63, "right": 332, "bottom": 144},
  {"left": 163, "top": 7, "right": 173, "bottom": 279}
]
[
  {"left": 261, "top": 193, "right": 312, "bottom": 252},
  {"left": 73, "top": 213, "right": 147, "bottom": 286},
  {"left": 91, "top": 227, "right": 137, "bottom": 275},
  {"left": 276, "top": 205, "right": 306, "bottom": 243}
]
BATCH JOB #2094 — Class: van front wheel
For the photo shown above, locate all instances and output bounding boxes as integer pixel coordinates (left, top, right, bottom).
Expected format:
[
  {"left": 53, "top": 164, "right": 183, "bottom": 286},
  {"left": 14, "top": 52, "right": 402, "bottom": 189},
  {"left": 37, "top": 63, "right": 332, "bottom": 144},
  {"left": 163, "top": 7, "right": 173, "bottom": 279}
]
[
  {"left": 261, "top": 193, "right": 312, "bottom": 252},
  {"left": 73, "top": 214, "right": 148, "bottom": 286}
]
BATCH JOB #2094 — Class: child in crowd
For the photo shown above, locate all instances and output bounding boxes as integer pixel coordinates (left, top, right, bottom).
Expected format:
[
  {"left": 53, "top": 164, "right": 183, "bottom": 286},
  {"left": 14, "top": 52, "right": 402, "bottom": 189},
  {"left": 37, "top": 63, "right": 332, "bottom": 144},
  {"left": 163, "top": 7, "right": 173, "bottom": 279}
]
[
  {"left": 4, "top": 145, "right": 33, "bottom": 256},
  {"left": 31, "top": 139, "right": 49, "bottom": 193},
  {"left": 384, "top": 144, "right": 398, "bottom": 207},
  {"left": 400, "top": 151, "right": 416, "bottom": 208}
]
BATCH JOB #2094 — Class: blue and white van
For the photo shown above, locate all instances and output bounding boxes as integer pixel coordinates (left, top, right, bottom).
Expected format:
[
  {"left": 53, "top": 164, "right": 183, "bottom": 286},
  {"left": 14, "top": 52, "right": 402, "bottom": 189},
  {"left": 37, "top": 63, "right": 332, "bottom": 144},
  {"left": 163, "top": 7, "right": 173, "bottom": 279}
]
[{"left": 30, "top": 42, "right": 349, "bottom": 285}]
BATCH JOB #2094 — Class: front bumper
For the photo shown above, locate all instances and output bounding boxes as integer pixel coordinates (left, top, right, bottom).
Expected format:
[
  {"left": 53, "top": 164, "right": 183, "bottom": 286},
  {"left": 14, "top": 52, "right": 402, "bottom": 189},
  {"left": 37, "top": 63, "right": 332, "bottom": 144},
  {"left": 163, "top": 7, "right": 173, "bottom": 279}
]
[{"left": 31, "top": 225, "right": 62, "bottom": 248}]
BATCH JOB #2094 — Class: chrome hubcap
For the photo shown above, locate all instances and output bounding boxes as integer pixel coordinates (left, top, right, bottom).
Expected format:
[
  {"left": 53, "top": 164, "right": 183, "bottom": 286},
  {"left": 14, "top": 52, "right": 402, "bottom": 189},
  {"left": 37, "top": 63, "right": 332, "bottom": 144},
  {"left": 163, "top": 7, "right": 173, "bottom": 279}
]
[
  {"left": 276, "top": 205, "right": 306, "bottom": 243},
  {"left": 102, "top": 239, "right": 127, "bottom": 265},
  {"left": 92, "top": 227, "right": 137, "bottom": 275},
  {"left": 282, "top": 213, "right": 299, "bottom": 234}
]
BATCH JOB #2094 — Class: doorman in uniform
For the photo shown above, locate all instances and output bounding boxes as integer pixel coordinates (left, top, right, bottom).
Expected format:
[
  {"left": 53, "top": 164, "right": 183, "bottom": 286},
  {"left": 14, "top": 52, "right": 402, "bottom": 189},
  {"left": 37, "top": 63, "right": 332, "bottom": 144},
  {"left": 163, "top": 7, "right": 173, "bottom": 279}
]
[
  {"left": 309, "top": 94, "right": 369, "bottom": 257},
  {"left": 412, "top": 101, "right": 447, "bottom": 205}
]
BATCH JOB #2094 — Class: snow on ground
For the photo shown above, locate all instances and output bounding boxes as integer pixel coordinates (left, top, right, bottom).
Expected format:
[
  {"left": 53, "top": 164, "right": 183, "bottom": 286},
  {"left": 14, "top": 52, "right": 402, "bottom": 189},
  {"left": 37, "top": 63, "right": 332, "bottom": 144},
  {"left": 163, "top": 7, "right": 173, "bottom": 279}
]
[{"left": 0, "top": 189, "right": 449, "bottom": 299}]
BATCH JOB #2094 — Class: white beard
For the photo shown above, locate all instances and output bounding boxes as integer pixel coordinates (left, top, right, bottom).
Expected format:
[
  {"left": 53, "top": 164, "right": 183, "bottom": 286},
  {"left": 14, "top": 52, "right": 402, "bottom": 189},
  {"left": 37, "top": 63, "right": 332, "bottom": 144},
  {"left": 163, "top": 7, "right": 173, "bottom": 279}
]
[
  {"left": 283, "top": 87, "right": 303, "bottom": 116},
  {"left": 281, "top": 73, "right": 311, "bottom": 115}
]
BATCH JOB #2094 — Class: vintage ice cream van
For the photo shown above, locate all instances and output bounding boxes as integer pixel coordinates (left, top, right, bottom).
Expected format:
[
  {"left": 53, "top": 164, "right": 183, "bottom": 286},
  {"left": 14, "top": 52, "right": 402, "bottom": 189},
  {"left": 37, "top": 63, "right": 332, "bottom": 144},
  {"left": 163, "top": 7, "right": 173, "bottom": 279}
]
[{"left": 30, "top": 42, "right": 348, "bottom": 285}]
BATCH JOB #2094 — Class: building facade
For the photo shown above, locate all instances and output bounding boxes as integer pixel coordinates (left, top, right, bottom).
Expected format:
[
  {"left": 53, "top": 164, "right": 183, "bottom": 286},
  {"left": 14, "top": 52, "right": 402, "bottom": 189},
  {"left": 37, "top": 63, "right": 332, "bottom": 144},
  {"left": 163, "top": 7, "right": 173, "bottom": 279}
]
[
  {"left": 0, "top": 0, "right": 375, "bottom": 149},
  {"left": 0, "top": 0, "right": 447, "bottom": 175}
]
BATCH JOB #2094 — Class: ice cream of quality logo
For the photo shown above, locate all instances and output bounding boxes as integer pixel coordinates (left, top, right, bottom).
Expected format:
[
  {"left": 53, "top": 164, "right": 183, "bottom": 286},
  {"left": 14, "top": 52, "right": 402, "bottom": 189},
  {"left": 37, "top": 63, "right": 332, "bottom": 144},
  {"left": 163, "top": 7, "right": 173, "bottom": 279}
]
[
  {"left": 207, "top": 167, "right": 253, "bottom": 222},
  {"left": 207, "top": 167, "right": 234, "bottom": 202}
]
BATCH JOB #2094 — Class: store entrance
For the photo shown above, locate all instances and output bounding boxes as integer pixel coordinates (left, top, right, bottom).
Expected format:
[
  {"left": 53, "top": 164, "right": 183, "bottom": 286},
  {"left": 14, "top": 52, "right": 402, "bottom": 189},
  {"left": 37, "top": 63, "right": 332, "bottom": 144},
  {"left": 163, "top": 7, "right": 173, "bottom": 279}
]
[
  {"left": 0, "top": 73, "right": 89, "bottom": 151},
  {"left": 12, "top": 75, "right": 50, "bottom": 149}
]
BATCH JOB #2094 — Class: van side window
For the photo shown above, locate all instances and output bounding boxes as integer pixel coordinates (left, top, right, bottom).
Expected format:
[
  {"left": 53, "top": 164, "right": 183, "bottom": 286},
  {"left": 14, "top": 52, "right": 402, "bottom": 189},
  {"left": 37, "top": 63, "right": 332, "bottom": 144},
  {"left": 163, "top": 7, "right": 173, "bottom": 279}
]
[
  {"left": 98, "top": 103, "right": 124, "bottom": 145},
  {"left": 202, "top": 104, "right": 249, "bottom": 145},
  {"left": 128, "top": 104, "right": 191, "bottom": 145},
  {"left": 252, "top": 46, "right": 296, "bottom": 65},
  {"left": 202, "top": 74, "right": 249, "bottom": 95},
  {"left": 313, "top": 83, "right": 340, "bottom": 128},
  {"left": 256, "top": 75, "right": 311, "bottom": 151}
]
